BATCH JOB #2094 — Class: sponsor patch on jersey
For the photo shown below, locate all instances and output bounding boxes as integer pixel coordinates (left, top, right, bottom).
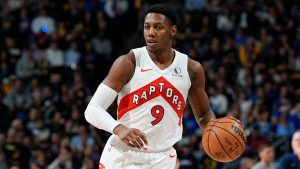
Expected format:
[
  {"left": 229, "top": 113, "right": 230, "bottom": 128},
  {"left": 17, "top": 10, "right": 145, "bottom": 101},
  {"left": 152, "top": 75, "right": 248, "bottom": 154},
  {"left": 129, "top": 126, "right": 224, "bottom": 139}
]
[{"left": 172, "top": 67, "right": 183, "bottom": 77}]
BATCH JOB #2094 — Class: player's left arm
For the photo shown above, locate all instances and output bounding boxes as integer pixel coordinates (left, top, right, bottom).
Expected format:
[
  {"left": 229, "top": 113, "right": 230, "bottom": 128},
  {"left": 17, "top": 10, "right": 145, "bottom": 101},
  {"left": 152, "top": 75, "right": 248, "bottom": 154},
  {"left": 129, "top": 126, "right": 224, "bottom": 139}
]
[{"left": 188, "top": 59, "right": 216, "bottom": 130}]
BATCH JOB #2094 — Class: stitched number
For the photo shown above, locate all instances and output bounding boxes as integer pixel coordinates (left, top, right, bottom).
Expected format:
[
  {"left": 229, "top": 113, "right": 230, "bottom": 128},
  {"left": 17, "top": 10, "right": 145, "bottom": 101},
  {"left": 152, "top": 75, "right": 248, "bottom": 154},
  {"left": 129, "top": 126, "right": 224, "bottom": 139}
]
[{"left": 151, "top": 105, "right": 164, "bottom": 126}]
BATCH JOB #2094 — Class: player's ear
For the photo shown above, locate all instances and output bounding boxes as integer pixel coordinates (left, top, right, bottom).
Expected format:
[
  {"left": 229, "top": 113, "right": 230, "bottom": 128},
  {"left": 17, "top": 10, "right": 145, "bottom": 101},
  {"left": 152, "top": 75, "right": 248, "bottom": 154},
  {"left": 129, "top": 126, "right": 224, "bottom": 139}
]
[{"left": 170, "top": 25, "right": 177, "bottom": 38}]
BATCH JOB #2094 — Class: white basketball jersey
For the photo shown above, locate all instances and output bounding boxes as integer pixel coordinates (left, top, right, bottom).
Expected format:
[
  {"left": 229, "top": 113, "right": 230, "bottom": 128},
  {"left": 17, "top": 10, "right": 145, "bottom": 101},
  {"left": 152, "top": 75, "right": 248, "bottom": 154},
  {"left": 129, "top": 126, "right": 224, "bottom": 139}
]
[{"left": 116, "top": 46, "right": 191, "bottom": 152}]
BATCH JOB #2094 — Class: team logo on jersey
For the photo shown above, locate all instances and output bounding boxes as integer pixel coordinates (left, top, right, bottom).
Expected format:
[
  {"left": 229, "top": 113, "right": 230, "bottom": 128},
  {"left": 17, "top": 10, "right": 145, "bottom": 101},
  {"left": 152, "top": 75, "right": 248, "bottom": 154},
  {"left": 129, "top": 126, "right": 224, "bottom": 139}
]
[
  {"left": 118, "top": 76, "right": 186, "bottom": 125},
  {"left": 173, "top": 67, "right": 183, "bottom": 77}
]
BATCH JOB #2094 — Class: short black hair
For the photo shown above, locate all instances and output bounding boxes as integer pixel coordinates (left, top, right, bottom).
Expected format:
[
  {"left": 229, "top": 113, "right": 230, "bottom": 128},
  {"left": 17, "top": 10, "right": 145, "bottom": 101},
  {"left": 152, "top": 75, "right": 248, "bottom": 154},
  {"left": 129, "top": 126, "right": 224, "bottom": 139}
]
[{"left": 144, "top": 4, "right": 178, "bottom": 26}]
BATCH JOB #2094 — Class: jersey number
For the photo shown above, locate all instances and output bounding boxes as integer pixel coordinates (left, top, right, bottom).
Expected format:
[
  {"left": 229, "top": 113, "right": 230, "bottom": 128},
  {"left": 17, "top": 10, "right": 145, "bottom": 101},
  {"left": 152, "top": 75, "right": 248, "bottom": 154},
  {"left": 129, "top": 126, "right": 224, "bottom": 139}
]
[{"left": 151, "top": 105, "right": 164, "bottom": 126}]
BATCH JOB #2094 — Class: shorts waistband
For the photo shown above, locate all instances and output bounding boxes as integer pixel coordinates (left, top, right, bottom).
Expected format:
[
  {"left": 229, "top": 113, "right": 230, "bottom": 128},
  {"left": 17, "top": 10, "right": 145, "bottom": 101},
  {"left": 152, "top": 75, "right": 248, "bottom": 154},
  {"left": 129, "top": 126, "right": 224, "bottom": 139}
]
[{"left": 108, "top": 135, "right": 174, "bottom": 154}]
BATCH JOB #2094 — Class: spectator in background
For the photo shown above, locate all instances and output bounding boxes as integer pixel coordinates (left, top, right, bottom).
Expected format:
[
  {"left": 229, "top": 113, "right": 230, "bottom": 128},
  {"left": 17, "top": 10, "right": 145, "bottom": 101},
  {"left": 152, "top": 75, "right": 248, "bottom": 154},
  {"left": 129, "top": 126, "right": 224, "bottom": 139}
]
[
  {"left": 104, "top": 0, "right": 129, "bottom": 19},
  {"left": 4, "top": 37, "right": 21, "bottom": 70},
  {"left": 90, "top": 17, "right": 113, "bottom": 64},
  {"left": 45, "top": 42, "right": 64, "bottom": 68},
  {"left": 239, "top": 157, "right": 256, "bottom": 169},
  {"left": 31, "top": 118, "right": 50, "bottom": 142},
  {"left": 278, "top": 130, "right": 300, "bottom": 169},
  {"left": 29, "top": 161, "right": 44, "bottom": 169},
  {"left": 35, "top": 50, "right": 49, "bottom": 76},
  {"left": 182, "top": 106, "right": 199, "bottom": 135},
  {"left": 26, "top": 107, "right": 40, "bottom": 134},
  {"left": 248, "top": 125, "right": 270, "bottom": 153},
  {"left": 252, "top": 144, "right": 277, "bottom": 169},
  {"left": 29, "top": 148, "right": 47, "bottom": 169},
  {"left": 10, "top": 119, "right": 25, "bottom": 144},
  {"left": 238, "top": 89, "right": 253, "bottom": 125},
  {"left": 289, "top": 103, "right": 300, "bottom": 130},
  {"left": 49, "top": 111, "right": 65, "bottom": 133},
  {"left": 3, "top": 77, "right": 32, "bottom": 111},
  {"left": 4, "top": 126, "right": 31, "bottom": 168},
  {"left": 177, "top": 139, "right": 197, "bottom": 169},
  {"left": 15, "top": 48, "right": 37, "bottom": 78},
  {"left": 206, "top": 38, "right": 223, "bottom": 68},
  {"left": 184, "top": 0, "right": 207, "bottom": 12},
  {"left": 70, "top": 125, "right": 95, "bottom": 153},
  {"left": 10, "top": 165, "right": 20, "bottom": 169},
  {"left": 80, "top": 42, "right": 98, "bottom": 88},
  {"left": 208, "top": 85, "right": 228, "bottom": 116},
  {"left": 275, "top": 114, "right": 295, "bottom": 138},
  {"left": 6, "top": 0, "right": 23, "bottom": 11},
  {"left": 47, "top": 146, "right": 73, "bottom": 169},
  {"left": 48, "top": 132, "right": 62, "bottom": 161},
  {"left": 65, "top": 41, "right": 81, "bottom": 70},
  {"left": 0, "top": 50, "right": 13, "bottom": 79},
  {"left": 31, "top": 8, "right": 56, "bottom": 35},
  {"left": 216, "top": 5, "right": 234, "bottom": 33},
  {"left": 17, "top": 8, "right": 31, "bottom": 47},
  {"left": 255, "top": 108, "right": 273, "bottom": 139}
]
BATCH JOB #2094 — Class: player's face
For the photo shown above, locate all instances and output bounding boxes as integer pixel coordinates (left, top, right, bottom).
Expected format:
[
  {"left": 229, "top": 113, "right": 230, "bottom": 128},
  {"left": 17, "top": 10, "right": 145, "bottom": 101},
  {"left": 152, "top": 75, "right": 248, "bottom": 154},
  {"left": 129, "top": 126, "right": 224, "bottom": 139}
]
[
  {"left": 292, "top": 131, "right": 300, "bottom": 154},
  {"left": 144, "top": 13, "right": 176, "bottom": 52}
]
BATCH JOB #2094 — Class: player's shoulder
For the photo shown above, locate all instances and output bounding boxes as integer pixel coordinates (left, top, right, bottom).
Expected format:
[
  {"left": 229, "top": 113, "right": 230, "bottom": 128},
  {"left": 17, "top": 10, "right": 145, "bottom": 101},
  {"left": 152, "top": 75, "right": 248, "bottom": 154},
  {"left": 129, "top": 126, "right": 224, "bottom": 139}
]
[
  {"left": 104, "top": 50, "right": 136, "bottom": 90},
  {"left": 108, "top": 50, "right": 136, "bottom": 78},
  {"left": 187, "top": 58, "right": 204, "bottom": 79},
  {"left": 188, "top": 58, "right": 203, "bottom": 70},
  {"left": 115, "top": 50, "right": 136, "bottom": 67}
]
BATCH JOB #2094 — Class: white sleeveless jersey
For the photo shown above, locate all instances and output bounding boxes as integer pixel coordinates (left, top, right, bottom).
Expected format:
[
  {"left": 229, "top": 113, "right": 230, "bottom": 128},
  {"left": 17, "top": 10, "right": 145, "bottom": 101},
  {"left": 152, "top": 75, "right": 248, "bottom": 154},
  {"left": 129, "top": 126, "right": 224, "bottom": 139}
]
[{"left": 117, "top": 46, "right": 191, "bottom": 152}]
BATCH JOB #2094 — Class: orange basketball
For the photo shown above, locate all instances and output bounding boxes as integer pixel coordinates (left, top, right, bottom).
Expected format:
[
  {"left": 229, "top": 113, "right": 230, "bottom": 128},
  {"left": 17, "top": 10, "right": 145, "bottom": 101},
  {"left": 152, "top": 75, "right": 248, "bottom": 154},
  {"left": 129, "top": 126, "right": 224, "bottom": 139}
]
[{"left": 202, "top": 116, "right": 247, "bottom": 163}]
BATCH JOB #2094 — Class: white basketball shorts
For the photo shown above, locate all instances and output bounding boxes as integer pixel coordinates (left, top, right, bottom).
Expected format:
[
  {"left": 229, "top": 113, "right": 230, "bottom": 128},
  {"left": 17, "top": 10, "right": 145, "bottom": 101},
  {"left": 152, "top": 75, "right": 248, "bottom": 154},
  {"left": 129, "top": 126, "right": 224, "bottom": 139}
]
[{"left": 99, "top": 136, "right": 177, "bottom": 169}]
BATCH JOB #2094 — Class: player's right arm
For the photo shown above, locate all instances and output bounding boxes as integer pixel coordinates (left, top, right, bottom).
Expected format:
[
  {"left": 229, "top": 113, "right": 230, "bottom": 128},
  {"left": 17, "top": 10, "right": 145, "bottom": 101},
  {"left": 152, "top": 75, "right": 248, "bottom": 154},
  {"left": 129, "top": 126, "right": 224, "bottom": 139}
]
[{"left": 84, "top": 51, "right": 148, "bottom": 149}]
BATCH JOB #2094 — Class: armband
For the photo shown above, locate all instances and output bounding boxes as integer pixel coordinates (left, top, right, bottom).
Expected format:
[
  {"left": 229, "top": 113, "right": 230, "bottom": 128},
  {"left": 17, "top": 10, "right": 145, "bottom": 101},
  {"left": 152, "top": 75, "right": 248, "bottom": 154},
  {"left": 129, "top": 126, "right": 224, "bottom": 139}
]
[{"left": 84, "top": 83, "right": 120, "bottom": 133}]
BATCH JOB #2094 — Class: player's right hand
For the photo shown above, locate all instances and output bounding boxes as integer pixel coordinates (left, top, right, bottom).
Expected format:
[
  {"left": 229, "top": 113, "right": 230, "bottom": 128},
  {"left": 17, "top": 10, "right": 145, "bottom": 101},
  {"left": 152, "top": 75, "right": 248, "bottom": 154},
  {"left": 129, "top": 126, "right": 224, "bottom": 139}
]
[{"left": 113, "top": 124, "right": 148, "bottom": 149}]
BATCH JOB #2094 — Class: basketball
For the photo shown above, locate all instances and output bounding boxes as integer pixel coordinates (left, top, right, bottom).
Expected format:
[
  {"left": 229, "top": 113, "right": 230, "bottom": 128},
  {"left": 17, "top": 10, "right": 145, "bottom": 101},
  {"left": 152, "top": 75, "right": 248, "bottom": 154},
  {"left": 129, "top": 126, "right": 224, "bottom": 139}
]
[{"left": 202, "top": 116, "right": 247, "bottom": 163}]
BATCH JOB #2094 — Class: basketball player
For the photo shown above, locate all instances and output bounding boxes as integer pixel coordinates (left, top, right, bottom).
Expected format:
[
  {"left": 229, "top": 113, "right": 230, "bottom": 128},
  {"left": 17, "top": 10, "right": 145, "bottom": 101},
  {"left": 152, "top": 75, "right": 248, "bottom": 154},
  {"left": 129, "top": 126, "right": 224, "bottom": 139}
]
[{"left": 84, "top": 4, "right": 216, "bottom": 169}]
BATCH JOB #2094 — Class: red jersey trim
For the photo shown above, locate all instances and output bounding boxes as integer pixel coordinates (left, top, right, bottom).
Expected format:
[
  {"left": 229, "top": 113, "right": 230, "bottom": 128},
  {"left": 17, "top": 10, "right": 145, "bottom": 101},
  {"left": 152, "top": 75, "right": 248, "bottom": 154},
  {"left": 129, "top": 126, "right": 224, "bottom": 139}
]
[{"left": 117, "top": 76, "right": 186, "bottom": 124}]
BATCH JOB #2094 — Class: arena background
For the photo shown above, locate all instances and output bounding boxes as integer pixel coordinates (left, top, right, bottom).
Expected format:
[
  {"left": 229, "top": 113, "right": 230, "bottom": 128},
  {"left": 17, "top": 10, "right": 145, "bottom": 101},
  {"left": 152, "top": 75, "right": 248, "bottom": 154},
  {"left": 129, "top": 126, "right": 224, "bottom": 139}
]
[{"left": 0, "top": 0, "right": 300, "bottom": 168}]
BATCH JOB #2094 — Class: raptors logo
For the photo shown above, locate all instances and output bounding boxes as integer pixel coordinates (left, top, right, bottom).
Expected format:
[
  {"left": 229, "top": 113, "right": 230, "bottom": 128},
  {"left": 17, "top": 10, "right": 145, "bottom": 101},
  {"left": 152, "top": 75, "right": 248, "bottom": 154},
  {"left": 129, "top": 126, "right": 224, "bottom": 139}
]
[{"left": 118, "top": 76, "right": 186, "bottom": 122}]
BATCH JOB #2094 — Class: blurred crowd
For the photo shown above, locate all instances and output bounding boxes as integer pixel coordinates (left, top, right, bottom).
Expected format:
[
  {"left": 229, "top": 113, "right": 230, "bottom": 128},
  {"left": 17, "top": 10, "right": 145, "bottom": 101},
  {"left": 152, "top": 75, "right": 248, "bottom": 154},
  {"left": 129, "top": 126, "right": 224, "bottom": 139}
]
[{"left": 0, "top": 0, "right": 300, "bottom": 169}]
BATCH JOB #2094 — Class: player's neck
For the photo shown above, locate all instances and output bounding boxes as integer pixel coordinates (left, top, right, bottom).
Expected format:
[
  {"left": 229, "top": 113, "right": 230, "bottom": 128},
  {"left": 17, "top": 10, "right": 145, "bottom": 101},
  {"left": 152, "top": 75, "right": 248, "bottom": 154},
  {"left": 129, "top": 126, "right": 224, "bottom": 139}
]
[{"left": 147, "top": 47, "right": 174, "bottom": 65}]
